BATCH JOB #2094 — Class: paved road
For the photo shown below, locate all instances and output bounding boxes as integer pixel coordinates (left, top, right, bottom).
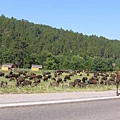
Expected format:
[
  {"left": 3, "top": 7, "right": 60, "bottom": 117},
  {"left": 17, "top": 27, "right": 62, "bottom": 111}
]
[
  {"left": 0, "top": 98, "right": 120, "bottom": 120},
  {"left": 0, "top": 90, "right": 120, "bottom": 108},
  {"left": 0, "top": 90, "right": 117, "bottom": 104}
]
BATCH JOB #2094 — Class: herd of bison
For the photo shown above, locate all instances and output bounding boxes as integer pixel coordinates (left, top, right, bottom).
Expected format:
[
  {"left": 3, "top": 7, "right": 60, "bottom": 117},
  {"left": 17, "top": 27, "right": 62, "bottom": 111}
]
[{"left": 0, "top": 70, "right": 118, "bottom": 91}]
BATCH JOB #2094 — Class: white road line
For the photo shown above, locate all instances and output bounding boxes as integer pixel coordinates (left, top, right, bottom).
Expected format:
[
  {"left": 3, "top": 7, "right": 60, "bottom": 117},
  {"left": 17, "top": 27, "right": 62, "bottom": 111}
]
[{"left": 0, "top": 96, "right": 120, "bottom": 108}]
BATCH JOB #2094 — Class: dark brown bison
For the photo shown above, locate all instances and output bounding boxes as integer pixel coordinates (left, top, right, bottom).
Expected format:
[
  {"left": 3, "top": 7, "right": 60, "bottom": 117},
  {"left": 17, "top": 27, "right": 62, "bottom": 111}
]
[
  {"left": 116, "top": 71, "right": 120, "bottom": 96},
  {"left": 78, "top": 82, "right": 86, "bottom": 88},
  {"left": 110, "top": 73, "right": 116, "bottom": 78},
  {"left": 36, "top": 74, "right": 42, "bottom": 79},
  {"left": 11, "top": 73, "right": 20, "bottom": 79},
  {"left": 9, "top": 77, "right": 15, "bottom": 81},
  {"left": 29, "top": 74, "right": 36, "bottom": 80},
  {"left": 5, "top": 74, "right": 13, "bottom": 78},
  {"left": 74, "top": 79, "right": 81, "bottom": 86},
  {"left": 57, "top": 71, "right": 62, "bottom": 76},
  {"left": 18, "top": 71, "right": 27, "bottom": 75},
  {"left": 82, "top": 77, "right": 88, "bottom": 83},
  {"left": 22, "top": 80, "right": 32, "bottom": 87},
  {"left": 79, "top": 74, "right": 82, "bottom": 76},
  {"left": 54, "top": 72, "right": 57, "bottom": 77},
  {"left": 43, "top": 76, "right": 48, "bottom": 81},
  {"left": 57, "top": 78, "right": 63, "bottom": 83},
  {"left": 94, "top": 72, "right": 99, "bottom": 77},
  {"left": 0, "top": 72, "right": 5, "bottom": 77},
  {"left": 47, "top": 74, "right": 52, "bottom": 79},
  {"left": 0, "top": 81, "right": 8, "bottom": 88},
  {"left": 49, "top": 81, "right": 59, "bottom": 87},
  {"left": 88, "top": 77, "right": 98, "bottom": 85},
  {"left": 42, "top": 72, "right": 46, "bottom": 77},
  {"left": 34, "top": 78, "right": 40, "bottom": 84},
  {"left": 69, "top": 82, "right": 75, "bottom": 87},
  {"left": 104, "top": 80, "right": 115, "bottom": 86},
  {"left": 16, "top": 76, "right": 25, "bottom": 86},
  {"left": 51, "top": 77, "right": 56, "bottom": 81},
  {"left": 64, "top": 75, "right": 71, "bottom": 82}
]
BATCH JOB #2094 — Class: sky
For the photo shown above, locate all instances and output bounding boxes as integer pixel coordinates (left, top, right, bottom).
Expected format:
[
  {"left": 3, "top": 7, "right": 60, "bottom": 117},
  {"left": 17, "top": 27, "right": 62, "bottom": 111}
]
[{"left": 0, "top": 0, "right": 120, "bottom": 40}]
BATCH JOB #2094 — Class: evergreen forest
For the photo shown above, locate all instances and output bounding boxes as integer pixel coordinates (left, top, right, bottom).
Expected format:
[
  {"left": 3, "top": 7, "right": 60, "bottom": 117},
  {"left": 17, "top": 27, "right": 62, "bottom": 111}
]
[{"left": 0, "top": 15, "right": 120, "bottom": 71}]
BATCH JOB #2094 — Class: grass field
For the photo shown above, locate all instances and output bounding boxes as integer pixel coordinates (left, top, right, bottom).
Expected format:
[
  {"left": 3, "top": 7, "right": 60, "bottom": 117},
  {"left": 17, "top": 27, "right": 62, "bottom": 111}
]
[{"left": 0, "top": 69, "right": 117, "bottom": 94}]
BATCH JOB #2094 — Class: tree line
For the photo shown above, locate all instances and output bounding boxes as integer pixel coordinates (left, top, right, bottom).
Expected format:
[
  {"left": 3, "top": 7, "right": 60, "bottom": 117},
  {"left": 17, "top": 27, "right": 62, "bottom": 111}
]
[{"left": 0, "top": 14, "right": 120, "bottom": 71}]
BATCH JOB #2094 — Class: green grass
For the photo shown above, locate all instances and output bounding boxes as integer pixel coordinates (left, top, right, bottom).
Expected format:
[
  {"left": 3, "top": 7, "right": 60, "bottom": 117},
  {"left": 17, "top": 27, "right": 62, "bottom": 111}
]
[
  {"left": 0, "top": 84, "right": 116, "bottom": 94},
  {"left": 0, "top": 69, "right": 117, "bottom": 94}
]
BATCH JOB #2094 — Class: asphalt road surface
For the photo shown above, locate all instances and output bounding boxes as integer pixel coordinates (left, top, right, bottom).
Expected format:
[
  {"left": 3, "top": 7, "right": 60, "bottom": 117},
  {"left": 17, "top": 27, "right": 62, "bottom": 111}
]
[{"left": 0, "top": 98, "right": 120, "bottom": 120}]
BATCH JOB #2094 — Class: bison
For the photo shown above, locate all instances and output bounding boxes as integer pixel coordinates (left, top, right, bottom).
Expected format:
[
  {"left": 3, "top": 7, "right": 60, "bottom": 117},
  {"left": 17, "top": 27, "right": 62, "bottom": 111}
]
[
  {"left": 34, "top": 78, "right": 40, "bottom": 84},
  {"left": 116, "top": 71, "right": 120, "bottom": 96},
  {"left": 69, "top": 82, "right": 75, "bottom": 87},
  {"left": 43, "top": 76, "right": 49, "bottom": 81},
  {"left": 82, "top": 77, "right": 88, "bottom": 83},
  {"left": 49, "top": 81, "right": 59, "bottom": 87},
  {"left": 57, "top": 78, "right": 63, "bottom": 83},
  {"left": 74, "top": 79, "right": 81, "bottom": 86},
  {"left": 0, "top": 72, "right": 5, "bottom": 77},
  {"left": 64, "top": 75, "right": 71, "bottom": 82},
  {"left": 0, "top": 81, "right": 8, "bottom": 88},
  {"left": 22, "top": 80, "right": 32, "bottom": 87},
  {"left": 16, "top": 76, "right": 25, "bottom": 86}
]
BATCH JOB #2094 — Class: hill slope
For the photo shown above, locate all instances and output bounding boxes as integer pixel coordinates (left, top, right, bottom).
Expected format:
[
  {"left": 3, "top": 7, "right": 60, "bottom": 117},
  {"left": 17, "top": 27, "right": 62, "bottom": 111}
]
[{"left": 0, "top": 15, "right": 120, "bottom": 70}]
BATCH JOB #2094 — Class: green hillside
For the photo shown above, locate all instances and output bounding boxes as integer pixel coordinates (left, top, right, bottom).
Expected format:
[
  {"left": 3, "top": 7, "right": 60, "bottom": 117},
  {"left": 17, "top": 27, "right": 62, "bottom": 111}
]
[{"left": 0, "top": 15, "right": 120, "bottom": 71}]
